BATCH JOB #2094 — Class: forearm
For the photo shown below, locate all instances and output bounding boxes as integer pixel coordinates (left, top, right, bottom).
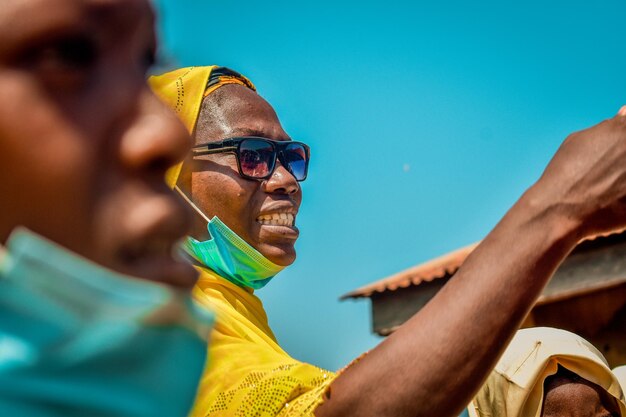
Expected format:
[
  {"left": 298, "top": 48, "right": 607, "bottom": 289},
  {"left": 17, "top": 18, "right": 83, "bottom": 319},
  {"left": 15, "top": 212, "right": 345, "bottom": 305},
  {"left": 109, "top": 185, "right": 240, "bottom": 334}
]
[{"left": 317, "top": 183, "right": 581, "bottom": 417}]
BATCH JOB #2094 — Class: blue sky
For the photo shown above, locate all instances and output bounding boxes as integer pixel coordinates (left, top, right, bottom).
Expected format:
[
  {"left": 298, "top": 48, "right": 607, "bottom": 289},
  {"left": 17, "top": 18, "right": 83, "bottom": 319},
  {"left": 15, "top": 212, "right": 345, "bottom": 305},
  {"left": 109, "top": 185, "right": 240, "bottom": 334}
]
[{"left": 153, "top": 0, "right": 626, "bottom": 371}]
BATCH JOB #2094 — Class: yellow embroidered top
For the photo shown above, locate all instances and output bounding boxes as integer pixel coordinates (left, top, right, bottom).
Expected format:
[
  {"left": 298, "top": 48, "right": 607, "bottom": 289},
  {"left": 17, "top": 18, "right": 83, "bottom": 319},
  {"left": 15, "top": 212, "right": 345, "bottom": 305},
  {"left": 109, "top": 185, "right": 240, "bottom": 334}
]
[{"left": 190, "top": 267, "right": 337, "bottom": 417}]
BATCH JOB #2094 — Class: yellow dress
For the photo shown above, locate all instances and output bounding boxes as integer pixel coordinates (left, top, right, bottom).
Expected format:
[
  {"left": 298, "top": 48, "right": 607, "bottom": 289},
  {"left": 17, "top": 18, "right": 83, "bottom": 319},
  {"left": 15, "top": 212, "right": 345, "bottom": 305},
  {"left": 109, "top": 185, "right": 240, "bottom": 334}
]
[{"left": 190, "top": 267, "right": 336, "bottom": 417}]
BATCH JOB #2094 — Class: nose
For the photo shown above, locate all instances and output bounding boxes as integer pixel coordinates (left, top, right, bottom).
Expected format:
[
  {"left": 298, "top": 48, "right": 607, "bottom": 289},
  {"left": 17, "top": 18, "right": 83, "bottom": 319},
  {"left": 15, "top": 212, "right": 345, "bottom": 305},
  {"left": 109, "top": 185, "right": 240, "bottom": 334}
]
[
  {"left": 119, "top": 89, "right": 192, "bottom": 175},
  {"left": 262, "top": 162, "right": 300, "bottom": 195}
]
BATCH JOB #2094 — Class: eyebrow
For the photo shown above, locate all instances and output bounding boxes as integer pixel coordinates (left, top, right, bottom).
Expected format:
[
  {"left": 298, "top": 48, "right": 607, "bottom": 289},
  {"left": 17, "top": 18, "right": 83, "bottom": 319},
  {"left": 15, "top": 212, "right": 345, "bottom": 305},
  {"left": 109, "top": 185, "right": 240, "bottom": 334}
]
[
  {"left": 89, "top": 0, "right": 153, "bottom": 29},
  {"left": 229, "top": 126, "right": 291, "bottom": 140},
  {"left": 86, "top": 0, "right": 155, "bottom": 46},
  {"left": 233, "top": 128, "right": 272, "bottom": 137},
  {"left": 194, "top": 129, "right": 293, "bottom": 147}
]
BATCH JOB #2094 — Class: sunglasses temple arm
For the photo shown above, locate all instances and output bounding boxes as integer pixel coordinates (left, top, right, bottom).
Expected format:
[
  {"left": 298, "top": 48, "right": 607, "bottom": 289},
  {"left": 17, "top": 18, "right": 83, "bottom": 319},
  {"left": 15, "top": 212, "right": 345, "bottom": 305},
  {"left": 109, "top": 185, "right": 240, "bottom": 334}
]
[
  {"left": 192, "top": 146, "right": 237, "bottom": 156},
  {"left": 174, "top": 186, "right": 212, "bottom": 224}
]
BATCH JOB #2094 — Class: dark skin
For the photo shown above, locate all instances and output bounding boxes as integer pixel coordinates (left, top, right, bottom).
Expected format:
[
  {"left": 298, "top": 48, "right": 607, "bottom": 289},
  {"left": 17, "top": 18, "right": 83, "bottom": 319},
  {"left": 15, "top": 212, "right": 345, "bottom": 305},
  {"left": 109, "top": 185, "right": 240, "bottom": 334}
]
[
  {"left": 0, "top": 0, "right": 196, "bottom": 287},
  {"left": 542, "top": 373, "right": 621, "bottom": 417},
  {"left": 183, "top": 88, "right": 626, "bottom": 415}
]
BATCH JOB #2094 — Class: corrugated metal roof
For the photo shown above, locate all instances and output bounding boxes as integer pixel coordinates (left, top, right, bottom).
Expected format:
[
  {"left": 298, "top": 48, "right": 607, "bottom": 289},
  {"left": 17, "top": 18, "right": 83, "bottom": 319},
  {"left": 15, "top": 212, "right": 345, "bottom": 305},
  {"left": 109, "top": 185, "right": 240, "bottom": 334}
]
[
  {"left": 340, "top": 243, "right": 478, "bottom": 300},
  {"left": 341, "top": 229, "right": 626, "bottom": 300}
]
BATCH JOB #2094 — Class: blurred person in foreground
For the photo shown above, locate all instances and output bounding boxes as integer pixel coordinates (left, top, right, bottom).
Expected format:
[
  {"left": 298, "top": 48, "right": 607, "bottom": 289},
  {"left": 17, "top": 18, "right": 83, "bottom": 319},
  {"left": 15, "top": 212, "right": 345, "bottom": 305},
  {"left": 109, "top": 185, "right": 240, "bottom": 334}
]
[
  {"left": 466, "top": 327, "right": 625, "bottom": 417},
  {"left": 0, "top": 1, "right": 213, "bottom": 416},
  {"left": 151, "top": 64, "right": 626, "bottom": 417}
]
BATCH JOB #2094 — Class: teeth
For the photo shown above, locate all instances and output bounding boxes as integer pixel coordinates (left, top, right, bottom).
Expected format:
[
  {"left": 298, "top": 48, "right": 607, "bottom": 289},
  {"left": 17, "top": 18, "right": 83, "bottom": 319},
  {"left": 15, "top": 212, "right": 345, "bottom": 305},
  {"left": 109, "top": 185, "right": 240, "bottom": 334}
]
[{"left": 257, "top": 213, "right": 295, "bottom": 226}]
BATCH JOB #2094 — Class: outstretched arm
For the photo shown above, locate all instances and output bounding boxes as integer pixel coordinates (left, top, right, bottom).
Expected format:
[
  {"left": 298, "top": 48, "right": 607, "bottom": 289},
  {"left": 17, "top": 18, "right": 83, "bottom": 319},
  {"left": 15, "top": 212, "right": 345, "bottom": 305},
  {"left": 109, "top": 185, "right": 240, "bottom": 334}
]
[{"left": 316, "top": 109, "right": 626, "bottom": 417}]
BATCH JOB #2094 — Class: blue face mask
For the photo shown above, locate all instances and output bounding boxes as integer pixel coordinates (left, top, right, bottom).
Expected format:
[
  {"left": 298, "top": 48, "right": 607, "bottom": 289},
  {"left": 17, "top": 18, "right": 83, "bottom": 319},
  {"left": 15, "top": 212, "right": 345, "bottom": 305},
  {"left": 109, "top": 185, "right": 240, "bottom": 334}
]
[
  {"left": 176, "top": 187, "right": 285, "bottom": 290},
  {"left": 0, "top": 228, "right": 213, "bottom": 417}
]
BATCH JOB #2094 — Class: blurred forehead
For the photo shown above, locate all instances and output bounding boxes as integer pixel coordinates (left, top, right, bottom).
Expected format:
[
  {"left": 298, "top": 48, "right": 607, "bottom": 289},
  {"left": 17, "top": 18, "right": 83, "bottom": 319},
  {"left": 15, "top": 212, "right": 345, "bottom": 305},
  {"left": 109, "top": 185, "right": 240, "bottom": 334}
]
[
  {"left": 0, "top": 0, "right": 153, "bottom": 54},
  {"left": 195, "top": 84, "right": 290, "bottom": 145}
]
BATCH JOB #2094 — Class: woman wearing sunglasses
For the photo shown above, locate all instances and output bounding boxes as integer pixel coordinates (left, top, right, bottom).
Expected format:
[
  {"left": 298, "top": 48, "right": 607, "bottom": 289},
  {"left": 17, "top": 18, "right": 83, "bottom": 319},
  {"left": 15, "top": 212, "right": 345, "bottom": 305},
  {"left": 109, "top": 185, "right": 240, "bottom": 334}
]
[
  {"left": 151, "top": 66, "right": 626, "bottom": 417},
  {"left": 150, "top": 67, "right": 328, "bottom": 417}
]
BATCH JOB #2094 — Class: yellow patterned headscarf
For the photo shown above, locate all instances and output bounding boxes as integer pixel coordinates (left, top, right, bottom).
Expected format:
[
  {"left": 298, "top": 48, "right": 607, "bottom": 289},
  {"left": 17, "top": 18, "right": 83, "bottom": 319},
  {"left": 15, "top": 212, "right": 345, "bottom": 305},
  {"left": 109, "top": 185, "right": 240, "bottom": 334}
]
[
  {"left": 468, "top": 327, "right": 626, "bottom": 417},
  {"left": 148, "top": 66, "right": 256, "bottom": 188}
]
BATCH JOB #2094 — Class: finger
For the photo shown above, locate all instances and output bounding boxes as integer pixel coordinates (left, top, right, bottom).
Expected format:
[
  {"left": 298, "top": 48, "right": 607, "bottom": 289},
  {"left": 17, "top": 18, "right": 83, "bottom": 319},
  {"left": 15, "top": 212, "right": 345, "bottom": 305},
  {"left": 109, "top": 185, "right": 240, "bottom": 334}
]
[{"left": 618, "top": 105, "right": 626, "bottom": 117}]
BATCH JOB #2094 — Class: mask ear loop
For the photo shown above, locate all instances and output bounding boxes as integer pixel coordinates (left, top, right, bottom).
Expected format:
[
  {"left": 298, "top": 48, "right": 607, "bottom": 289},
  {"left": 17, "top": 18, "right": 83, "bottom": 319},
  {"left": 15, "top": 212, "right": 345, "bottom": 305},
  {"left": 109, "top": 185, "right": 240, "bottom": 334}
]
[{"left": 174, "top": 186, "right": 212, "bottom": 224}]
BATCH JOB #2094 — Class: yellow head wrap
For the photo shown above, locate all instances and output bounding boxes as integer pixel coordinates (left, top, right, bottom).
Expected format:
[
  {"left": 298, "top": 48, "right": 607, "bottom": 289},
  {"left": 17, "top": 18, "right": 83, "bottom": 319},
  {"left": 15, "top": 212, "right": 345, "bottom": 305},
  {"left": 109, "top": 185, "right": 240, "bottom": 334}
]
[
  {"left": 468, "top": 327, "right": 626, "bottom": 417},
  {"left": 148, "top": 66, "right": 256, "bottom": 187}
]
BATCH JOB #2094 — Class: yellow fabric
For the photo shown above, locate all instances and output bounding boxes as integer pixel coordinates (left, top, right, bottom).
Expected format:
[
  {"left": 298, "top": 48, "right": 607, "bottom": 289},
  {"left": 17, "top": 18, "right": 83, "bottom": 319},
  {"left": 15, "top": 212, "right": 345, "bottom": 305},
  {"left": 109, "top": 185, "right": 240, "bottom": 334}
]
[
  {"left": 149, "top": 66, "right": 256, "bottom": 188},
  {"left": 614, "top": 366, "right": 626, "bottom": 392},
  {"left": 468, "top": 327, "right": 626, "bottom": 417},
  {"left": 149, "top": 66, "right": 213, "bottom": 187},
  {"left": 190, "top": 267, "right": 336, "bottom": 416}
]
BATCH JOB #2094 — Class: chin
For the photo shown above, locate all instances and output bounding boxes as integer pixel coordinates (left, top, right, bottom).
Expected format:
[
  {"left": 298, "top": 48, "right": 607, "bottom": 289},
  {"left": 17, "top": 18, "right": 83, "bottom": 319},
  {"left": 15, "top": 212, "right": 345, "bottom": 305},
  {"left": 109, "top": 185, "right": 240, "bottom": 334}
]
[
  {"left": 261, "top": 246, "right": 297, "bottom": 267},
  {"left": 116, "top": 256, "right": 199, "bottom": 289}
]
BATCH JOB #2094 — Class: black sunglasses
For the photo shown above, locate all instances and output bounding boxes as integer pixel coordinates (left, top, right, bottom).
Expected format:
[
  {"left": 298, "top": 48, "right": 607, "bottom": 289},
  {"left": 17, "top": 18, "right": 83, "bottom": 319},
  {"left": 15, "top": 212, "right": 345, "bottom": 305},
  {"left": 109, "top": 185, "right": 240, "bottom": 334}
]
[{"left": 192, "top": 137, "right": 310, "bottom": 181}]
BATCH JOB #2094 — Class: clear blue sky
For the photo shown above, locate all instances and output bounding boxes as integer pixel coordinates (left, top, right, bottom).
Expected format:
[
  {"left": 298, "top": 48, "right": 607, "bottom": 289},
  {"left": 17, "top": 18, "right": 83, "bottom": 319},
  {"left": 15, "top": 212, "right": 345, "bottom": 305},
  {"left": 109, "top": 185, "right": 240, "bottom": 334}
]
[{"left": 153, "top": 0, "right": 626, "bottom": 371}]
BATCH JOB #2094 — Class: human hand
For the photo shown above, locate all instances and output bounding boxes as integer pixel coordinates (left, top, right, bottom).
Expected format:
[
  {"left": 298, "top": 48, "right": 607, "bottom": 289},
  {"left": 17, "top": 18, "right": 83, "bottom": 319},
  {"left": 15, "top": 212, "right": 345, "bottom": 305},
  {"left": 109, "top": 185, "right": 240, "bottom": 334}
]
[{"left": 531, "top": 107, "right": 626, "bottom": 239}]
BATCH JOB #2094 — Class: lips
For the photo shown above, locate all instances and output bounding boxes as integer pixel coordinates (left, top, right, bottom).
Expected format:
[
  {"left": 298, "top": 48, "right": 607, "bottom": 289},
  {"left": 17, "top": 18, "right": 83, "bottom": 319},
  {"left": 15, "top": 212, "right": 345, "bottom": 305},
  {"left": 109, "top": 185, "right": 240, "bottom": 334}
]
[{"left": 256, "top": 212, "right": 295, "bottom": 226}]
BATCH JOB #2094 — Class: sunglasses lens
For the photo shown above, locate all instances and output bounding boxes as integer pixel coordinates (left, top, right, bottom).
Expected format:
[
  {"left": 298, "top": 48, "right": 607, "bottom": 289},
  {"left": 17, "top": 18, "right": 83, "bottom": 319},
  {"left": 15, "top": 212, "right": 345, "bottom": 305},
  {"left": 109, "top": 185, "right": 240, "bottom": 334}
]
[
  {"left": 283, "top": 143, "right": 309, "bottom": 181},
  {"left": 239, "top": 140, "right": 275, "bottom": 178}
]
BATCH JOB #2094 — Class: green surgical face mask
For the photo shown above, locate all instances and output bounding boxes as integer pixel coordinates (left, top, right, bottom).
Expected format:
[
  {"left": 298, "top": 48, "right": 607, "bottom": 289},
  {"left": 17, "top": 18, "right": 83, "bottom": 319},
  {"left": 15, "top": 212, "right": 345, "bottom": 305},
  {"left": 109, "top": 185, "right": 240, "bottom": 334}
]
[
  {"left": 0, "top": 227, "right": 213, "bottom": 417},
  {"left": 176, "top": 187, "right": 285, "bottom": 290}
]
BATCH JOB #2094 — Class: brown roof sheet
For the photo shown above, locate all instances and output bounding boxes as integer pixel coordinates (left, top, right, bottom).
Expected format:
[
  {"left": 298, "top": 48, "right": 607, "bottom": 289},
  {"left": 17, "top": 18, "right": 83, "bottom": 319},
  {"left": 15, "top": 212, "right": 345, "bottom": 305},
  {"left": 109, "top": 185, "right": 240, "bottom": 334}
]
[
  {"left": 341, "top": 229, "right": 626, "bottom": 300},
  {"left": 340, "top": 243, "right": 478, "bottom": 300}
]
